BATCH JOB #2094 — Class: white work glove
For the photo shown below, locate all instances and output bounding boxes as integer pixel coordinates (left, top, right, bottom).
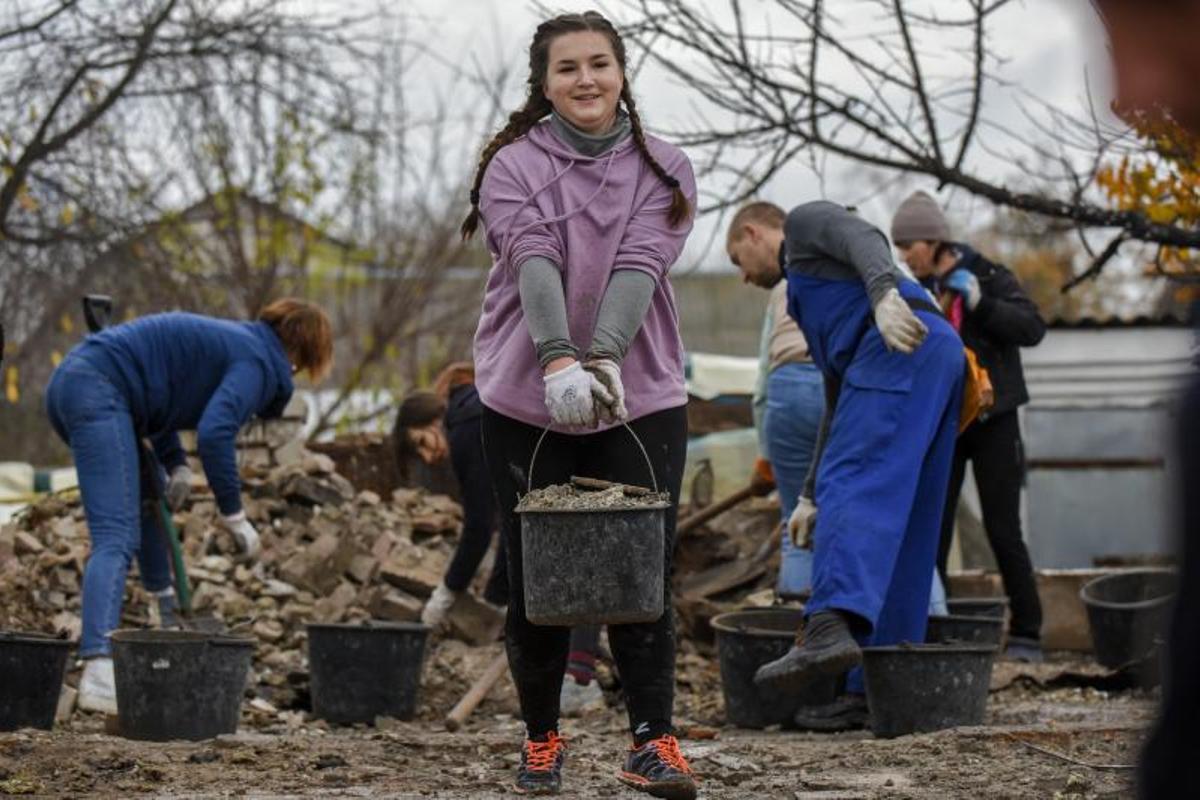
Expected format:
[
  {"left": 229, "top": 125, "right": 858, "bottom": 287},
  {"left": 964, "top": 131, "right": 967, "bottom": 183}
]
[
  {"left": 220, "top": 511, "right": 261, "bottom": 559},
  {"left": 583, "top": 358, "right": 627, "bottom": 425},
  {"left": 873, "top": 287, "right": 928, "bottom": 354},
  {"left": 543, "top": 362, "right": 599, "bottom": 428},
  {"left": 943, "top": 268, "right": 982, "bottom": 310},
  {"left": 788, "top": 495, "right": 818, "bottom": 549},
  {"left": 165, "top": 465, "right": 192, "bottom": 511}
]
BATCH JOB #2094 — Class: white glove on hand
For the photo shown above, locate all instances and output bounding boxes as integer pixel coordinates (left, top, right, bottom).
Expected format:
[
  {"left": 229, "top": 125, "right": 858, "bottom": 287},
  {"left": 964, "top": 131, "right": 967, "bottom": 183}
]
[
  {"left": 874, "top": 287, "right": 928, "bottom": 354},
  {"left": 165, "top": 465, "right": 192, "bottom": 511},
  {"left": 543, "top": 362, "right": 597, "bottom": 428},
  {"left": 788, "top": 495, "right": 818, "bottom": 549},
  {"left": 583, "top": 358, "right": 627, "bottom": 425},
  {"left": 221, "top": 511, "right": 261, "bottom": 559}
]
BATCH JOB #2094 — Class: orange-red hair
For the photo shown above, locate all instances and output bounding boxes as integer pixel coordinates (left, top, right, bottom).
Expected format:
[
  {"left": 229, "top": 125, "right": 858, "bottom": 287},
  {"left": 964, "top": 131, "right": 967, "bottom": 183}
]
[{"left": 258, "top": 298, "right": 333, "bottom": 382}]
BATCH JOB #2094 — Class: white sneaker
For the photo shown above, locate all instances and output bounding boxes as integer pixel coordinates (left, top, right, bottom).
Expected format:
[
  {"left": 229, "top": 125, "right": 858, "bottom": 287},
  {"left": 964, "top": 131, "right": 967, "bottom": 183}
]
[
  {"left": 421, "top": 583, "right": 459, "bottom": 627},
  {"left": 559, "top": 679, "right": 605, "bottom": 717},
  {"left": 78, "top": 657, "right": 118, "bottom": 715}
]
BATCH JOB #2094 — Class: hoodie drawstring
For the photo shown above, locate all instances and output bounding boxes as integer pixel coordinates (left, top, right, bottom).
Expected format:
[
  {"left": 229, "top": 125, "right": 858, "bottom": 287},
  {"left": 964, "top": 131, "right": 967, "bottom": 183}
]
[{"left": 496, "top": 147, "right": 620, "bottom": 273}]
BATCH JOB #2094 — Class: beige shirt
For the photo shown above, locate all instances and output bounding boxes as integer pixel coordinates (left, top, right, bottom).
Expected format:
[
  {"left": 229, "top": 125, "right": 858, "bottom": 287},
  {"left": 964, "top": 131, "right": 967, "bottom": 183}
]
[{"left": 767, "top": 281, "right": 810, "bottom": 371}]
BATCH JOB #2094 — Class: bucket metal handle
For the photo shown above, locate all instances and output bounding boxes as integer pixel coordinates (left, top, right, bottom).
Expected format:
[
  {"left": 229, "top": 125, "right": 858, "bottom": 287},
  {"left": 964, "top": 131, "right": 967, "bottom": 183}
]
[{"left": 527, "top": 422, "right": 659, "bottom": 495}]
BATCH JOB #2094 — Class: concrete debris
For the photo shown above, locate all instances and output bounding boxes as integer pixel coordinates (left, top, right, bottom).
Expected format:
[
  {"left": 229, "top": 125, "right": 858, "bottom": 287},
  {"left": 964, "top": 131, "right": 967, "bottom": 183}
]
[
  {"left": 0, "top": 440, "right": 785, "bottom": 729},
  {"left": 0, "top": 449, "right": 471, "bottom": 715}
]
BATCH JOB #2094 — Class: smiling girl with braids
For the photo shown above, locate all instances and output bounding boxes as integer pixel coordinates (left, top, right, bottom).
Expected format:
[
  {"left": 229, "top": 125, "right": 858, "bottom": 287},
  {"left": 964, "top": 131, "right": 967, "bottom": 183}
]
[{"left": 463, "top": 10, "right": 697, "bottom": 799}]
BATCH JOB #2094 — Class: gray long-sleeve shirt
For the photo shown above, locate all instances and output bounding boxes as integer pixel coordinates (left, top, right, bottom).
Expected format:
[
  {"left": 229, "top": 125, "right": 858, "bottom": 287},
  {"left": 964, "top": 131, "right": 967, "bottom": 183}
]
[{"left": 782, "top": 202, "right": 908, "bottom": 499}]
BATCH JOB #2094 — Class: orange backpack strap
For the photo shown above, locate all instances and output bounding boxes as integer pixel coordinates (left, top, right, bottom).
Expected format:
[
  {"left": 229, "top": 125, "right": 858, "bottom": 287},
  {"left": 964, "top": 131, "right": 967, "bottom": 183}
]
[{"left": 959, "top": 347, "right": 995, "bottom": 433}]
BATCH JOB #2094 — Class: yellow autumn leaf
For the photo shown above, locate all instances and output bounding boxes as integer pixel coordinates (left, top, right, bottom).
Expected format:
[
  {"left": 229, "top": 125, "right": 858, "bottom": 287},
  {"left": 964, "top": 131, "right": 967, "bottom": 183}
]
[
  {"left": 51, "top": 350, "right": 63, "bottom": 367},
  {"left": 17, "top": 184, "right": 37, "bottom": 212},
  {"left": 59, "top": 312, "right": 74, "bottom": 334},
  {"left": 60, "top": 205, "right": 76, "bottom": 226},
  {"left": 5, "top": 366, "right": 18, "bottom": 404}
]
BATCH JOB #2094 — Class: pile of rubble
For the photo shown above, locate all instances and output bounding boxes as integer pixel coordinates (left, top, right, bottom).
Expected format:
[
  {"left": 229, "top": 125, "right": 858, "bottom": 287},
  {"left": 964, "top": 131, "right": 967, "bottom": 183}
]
[
  {"left": 0, "top": 451, "right": 505, "bottom": 719},
  {"left": 0, "top": 436, "right": 786, "bottom": 729}
]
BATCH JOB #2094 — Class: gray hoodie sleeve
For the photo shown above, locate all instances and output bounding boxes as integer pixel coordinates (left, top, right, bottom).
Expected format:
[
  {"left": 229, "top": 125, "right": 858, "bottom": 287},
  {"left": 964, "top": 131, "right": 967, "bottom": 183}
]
[
  {"left": 588, "top": 269, "right": 657, "bottom": 362},
  {"left": 518, "top": 257, "right": 578, "bottom": 366},
  {"left": 785, "top": 202, "right": 901, "bottom": 308}
]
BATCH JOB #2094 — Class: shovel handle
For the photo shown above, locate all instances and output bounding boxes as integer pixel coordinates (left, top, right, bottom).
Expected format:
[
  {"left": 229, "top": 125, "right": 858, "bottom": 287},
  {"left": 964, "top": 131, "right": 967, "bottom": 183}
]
[
  {"left": 676, "top": 484, "right": 757, "bottom": 536},
  {"left": 445, "top": 652, "right": 508, "bottom": 732}
]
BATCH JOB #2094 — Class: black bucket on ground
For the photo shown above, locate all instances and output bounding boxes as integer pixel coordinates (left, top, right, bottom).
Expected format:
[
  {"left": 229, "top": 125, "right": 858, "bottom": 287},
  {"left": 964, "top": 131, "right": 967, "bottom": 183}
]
[
  {"left": 925, "top": 614, "right": 1004, "bottom": 647},
  {"left": 111, "top": 630, "right": 254, "bottom": 741},
  {"left": 712, "top": 608, "right": 839, "bottom": 729},
  {"left": 307, "top": 621, "right": 431, "bottom": 724},
  {"left": 518, "top": 425, "right": 668, "bottom": 626},
  {"left": 946, "top": 597, "right": 1009, "bottom": 620},
  {"left": 863, "top": 643, "right": 997, "bottom": 738},
  {"left": 1080, "top": 569, "right": 1177, "bottom": 670},
  {"left": 0, "top": 631, "right": 73, "bottom": 731}
]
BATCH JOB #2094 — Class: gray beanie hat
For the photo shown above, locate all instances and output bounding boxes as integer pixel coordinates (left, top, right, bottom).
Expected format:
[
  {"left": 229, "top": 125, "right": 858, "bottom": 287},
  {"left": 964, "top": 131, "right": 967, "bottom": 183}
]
[{"left": 890, "top": 191, "right": 951, "bottom": 243}]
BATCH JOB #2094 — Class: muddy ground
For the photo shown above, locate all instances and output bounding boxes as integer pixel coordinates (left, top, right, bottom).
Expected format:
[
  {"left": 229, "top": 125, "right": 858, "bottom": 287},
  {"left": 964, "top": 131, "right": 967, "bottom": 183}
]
[{"left": 0, "top": 643, "right": 1153, "bottom": 799}]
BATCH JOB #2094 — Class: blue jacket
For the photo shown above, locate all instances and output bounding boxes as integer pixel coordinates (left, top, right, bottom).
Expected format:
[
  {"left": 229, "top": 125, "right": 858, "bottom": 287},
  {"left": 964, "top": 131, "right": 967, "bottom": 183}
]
[{"left": 75, "top": 312, "right": 295, "bottom": 515}]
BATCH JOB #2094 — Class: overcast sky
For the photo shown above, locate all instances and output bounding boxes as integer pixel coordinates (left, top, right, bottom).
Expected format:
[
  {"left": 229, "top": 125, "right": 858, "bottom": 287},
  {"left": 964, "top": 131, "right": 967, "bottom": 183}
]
[{"left": 337, "top": 1, "right": 1118, "bottom": 269}]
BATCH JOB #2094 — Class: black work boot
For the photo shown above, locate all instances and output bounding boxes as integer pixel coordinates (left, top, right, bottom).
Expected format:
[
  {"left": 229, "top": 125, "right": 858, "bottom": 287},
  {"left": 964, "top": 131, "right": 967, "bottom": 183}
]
[
  {"left": 753, "top": 610, "right": 861, "bottom": 693},
  {"left": 792, "top": 694, "right": 870, "bottom": 732}
]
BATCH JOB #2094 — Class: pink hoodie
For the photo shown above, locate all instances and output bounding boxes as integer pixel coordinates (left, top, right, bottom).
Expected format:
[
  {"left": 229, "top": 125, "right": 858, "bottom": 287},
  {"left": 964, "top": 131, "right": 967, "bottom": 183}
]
[{"left": 472, "top": 119, "right": 697, "bottom": 432}]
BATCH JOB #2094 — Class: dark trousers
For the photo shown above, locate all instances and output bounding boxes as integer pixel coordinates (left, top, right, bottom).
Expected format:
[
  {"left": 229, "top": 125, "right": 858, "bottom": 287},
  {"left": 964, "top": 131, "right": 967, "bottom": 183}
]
[
  {"left": 442, "top": 412, "right": 508, "bottom": 605},
  {"left": 1138, "top": 374, "right": 1200, "bottom": 798},
  {"left": 936, "top": 409, "right": 1043, "bottom": 640},
  {"left": 481, "top": 405, "right": 687, "bottom": 740}
]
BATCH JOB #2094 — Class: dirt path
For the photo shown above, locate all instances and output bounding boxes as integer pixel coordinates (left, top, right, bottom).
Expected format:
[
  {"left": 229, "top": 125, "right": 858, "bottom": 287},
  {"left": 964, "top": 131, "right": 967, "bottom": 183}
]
[{"left": 1, "top": 668, "right": 1152, "bottom": 799}]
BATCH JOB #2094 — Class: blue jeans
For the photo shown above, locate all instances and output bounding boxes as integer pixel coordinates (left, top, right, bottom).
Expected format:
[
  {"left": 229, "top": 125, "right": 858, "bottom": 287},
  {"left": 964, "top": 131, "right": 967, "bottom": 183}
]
[
  {"left": 46, "top": 354, "right": 172, "bottom": 658},
  {"left": 764, "top": 362, "right": 825, "bottom": 596}
]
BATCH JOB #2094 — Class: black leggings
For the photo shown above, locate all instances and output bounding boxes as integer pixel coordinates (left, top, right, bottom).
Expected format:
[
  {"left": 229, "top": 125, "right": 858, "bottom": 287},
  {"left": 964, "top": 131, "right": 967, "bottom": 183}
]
[{"left": 481, "top": 405, "right": 687, "bottom": 740}]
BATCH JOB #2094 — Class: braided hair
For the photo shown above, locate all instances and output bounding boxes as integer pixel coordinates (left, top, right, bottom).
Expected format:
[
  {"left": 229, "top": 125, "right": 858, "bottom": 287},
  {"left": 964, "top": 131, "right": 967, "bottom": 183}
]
[{"left": 460, "top": 11, "right": 691, "bottom": 240}]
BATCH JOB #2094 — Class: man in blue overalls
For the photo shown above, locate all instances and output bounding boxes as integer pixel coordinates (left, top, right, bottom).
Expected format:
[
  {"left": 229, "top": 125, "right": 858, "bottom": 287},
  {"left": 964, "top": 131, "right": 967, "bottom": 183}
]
[{"left": 726, "top": 201, "right": 964, "bottom": 728}]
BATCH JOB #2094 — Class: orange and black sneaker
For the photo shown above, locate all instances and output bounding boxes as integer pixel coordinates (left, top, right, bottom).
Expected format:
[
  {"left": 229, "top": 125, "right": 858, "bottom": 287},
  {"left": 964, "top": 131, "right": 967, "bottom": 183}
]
[
  {"left": 617, "top": 734, "right": 697, "bottom": 800},
  {"left": 514, "top": 731, "right": 566, "bottom": 795}
]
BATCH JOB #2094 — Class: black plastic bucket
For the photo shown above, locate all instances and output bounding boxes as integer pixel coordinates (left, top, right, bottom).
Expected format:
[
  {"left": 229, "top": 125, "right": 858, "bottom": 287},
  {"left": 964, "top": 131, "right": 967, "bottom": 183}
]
[
  {"left": 518, "top": 425, "right": 668, "bottom": 626},
  {"left": 946, "top": 597, "right": 1009, "bottom": 620},
  {"left": 1080, "top": 569, "right": 1177, "bottom": 669},
  {"left": 521, "top": 504, "right": 666, "bottom": 625},
  {"left": 863, "top": 643, "right": 997, "bottom": 738},
  {"left": 0, "top": 631, "right": 73, "bottom": 731},
  {"left": 712, "top": 608, "right": 839, "bottom": 729},
  {"left": 307, "top": 621, "right": 431, "bottom": 724},
  {"left": 111, "top": 630, "right": 254, "bottom": 741},
  {"left": 925, "top": 614, "right": 1004, "bottom": 647}
]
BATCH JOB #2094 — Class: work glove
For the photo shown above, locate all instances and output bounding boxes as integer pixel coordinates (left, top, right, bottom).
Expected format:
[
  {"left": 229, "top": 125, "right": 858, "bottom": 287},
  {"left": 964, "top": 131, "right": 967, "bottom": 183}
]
[
  {"left": 943, "top": 268, "right": 982, "bottom": 310},
  {"left": 873, "top": 287, "right": 928, "bottom": 354},
  {"left": 749, "top": 457, "right": 776, "bottom": 497},
  {"left": 583, "top": 357, "right": 627, "bottom": 425},
  {"left": 543, "top": 361, "right": 599, "bottom": 428},
  {"left": 165, "top": 465, "right": 192, "bottom": 511},
  {"left": 220, "top": 511, "right": 261, "bottom": 559},
  {"left": 788, "top": 495, "right": 818, "bottom": 549}
]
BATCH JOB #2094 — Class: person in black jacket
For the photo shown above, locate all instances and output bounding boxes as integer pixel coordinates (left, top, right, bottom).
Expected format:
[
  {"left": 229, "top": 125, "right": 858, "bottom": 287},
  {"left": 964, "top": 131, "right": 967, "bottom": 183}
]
[
  {"left": 392, "top": 364, "right": 509, "bottom": 621},
  {"left": 891, "top": 191, "right": 1047, "bottom": 661}
]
